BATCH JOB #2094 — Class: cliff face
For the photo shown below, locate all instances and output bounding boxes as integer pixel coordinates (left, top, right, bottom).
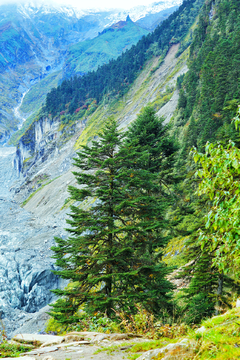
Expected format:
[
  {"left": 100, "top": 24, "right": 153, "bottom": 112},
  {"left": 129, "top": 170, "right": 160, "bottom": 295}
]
[{"left": 14, "top": 116, "right": 59, "bottom": 175}]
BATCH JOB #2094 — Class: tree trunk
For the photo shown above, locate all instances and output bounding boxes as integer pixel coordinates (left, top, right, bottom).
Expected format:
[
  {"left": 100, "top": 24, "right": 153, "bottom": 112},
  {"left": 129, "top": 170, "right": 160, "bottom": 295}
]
[{"left": 215, "top": 272, "right": 223, "bottom": 315}]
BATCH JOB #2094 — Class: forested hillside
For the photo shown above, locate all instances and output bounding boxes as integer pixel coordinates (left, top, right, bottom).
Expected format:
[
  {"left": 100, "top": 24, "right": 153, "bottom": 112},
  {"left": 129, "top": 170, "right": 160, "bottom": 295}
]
[
  {"left": 41, "top": 0, "right": 240, "bottom": 331},
  {"left": 63, "top": 16, "right": 149, "bottom": 78},
  {"left": 167, "top": 0, "right": 240, "bottom": 326},
  {"left": 44, "top": 0, "right": 204, "bottom": 116},
  {"left": 175, "top": 0, "right": 240, "bottom": 150}
]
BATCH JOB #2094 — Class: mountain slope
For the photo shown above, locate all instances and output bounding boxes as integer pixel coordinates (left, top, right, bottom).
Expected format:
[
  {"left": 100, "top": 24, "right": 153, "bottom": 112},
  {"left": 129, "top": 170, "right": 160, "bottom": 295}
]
[
  {"left": 14, "top": 16, "right": 149, "bottom": 124},
  {"left": 64, "top": 16, "right": 149, "bottom": 77},
  {"left": 174, "top": 0, "right": 240, "bottom": 151},
  {"left": 43, "top": 0, "right": 204, "bottom": 117},
  {"left": 0, "top": 1, "right": 181, "bottom": 143},
  {"left": 2, "top": 0, "right": 201, "bottom": 335},
  {"left": 3, "top": 0, "right": 240, "bottom": 338},
  {"left": 136, "top": 5, "right": 179, "bottom": 29}
]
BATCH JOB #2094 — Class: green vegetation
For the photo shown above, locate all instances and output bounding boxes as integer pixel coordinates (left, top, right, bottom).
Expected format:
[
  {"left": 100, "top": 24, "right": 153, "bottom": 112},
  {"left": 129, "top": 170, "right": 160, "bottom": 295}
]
[
  {"left": 0, "top": 342, "right": 31, "bottom": 358},
  {"left": 66, "top": 18, "right": 149, "bottom": 76},
  {"left": 162, "top": 0, "right": 240, "bottom": 326},
  {"left": 191, "top": 308, "right": 240, "bottom": 360},
  {"left": 12, "top": 0, "right": 240, "bottom": 352},
  {"left": 50, "top": 112, "right": 177, "bottom": 325},
  {"left": 44, "top": 0, "right": 204, "bottom": 116},
  {"left": 175, "top": 0, "right": 240, "bottom": 151},
  {"left": 192, "top": 137, "right": 240, "bottom": 274},
  {"left": 21, "top": 71, "right": 62, "bottom": 114}
]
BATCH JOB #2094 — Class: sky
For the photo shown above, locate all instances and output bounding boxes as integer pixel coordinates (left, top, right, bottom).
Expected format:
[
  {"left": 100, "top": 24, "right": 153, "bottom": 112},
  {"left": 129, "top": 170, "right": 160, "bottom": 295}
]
[
  {"left": 55, "top": 0, "right": 157, "bottom": 9},
  {"left": 0, "top": 0, "right": 158, "bottom": 9}
]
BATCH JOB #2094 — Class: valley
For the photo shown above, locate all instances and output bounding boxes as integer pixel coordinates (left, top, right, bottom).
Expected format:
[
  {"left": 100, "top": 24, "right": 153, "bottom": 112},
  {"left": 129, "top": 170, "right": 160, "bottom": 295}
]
[
  {"left": 0, "top": 0, "right": 187, "bottom": 336},
  {"left": 1, "top": 1, "right": 240, "bottom": 359},
  {"left": 0, "top": 39, "right": 187, "bottom": 337},
  {"left": 0, "top": 1, "right": 181, "bottom": 143}
]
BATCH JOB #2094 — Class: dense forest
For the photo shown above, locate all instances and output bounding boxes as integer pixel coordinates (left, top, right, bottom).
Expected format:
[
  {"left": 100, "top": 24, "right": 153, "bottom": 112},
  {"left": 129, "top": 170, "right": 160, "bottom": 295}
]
[
  {"left": 176, "top": 0, "right": 240, "bottom": 150},
  {"left": 44, "top": 0, "right": 204, "bottom": 116},
  {"left": 169, "top": 0, "right": 240, "bottom": 324}
]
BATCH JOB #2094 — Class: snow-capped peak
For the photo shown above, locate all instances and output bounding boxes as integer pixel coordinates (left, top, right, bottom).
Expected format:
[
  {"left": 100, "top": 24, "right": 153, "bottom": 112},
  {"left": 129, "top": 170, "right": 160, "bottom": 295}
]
[{"left": 11, "top": 0, "right": 183, "bottom": 26}]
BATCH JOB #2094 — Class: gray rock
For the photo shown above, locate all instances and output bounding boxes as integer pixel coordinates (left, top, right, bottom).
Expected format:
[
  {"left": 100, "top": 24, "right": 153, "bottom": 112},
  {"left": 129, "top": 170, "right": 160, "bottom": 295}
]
[
  {"left": 13, "top": 333, "right": 64, "bottom": 345},
  {"left": 12, "top": 305, "right": 51, "bottom": 336},
  {"left": 236, "top": 298, "right": 240, "bottom": 308},
  {"left": 137, "top": 339, "right": 191, "bottom": 360},
  {"left": 25, "top": 346, "right": 59, "bottom": 355},
  {"left": 3, "top": 357, "right": 36, "bottom": 360},
  {"left": 195, "top": 326, "right": 206, "bottom": 334}
]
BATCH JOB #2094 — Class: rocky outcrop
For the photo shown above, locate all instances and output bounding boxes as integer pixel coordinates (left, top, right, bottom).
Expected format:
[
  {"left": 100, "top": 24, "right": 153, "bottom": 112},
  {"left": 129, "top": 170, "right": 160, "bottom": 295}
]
[
  {"left": 14, "top": 114, "right": 86, "bottom": 178},
  {"left": 14, "top": 116, "right": 60, "bottom": 175}
]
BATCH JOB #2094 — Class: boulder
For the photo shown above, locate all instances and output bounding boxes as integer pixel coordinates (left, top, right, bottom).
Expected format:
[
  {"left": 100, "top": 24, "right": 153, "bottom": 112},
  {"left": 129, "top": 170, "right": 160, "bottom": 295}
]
[
  {"left": 63, "top": 334, "right": 85, "bottom": 342},
  {"left": 137, "top": 339, "right": 191, "bottom": 360},
  {"left": 3, "top": 358, "right": 36, "bottom": 360},
  {"left": 236, "top": 298, "right": 240, "bottom": 308},
  {"left": 23, "top": 345, "right": 59, "bottom": 356},
  {"left": 59, "top": 340, "right": 91, "bottom": 348},
  {"left": 13, "top": 333, "right": 64, "bottom": 345},
  {"left": 195, "top": 326, "right": 206, "bottom": 334},
  {"left": 41, "top": 339, "right": 90, "bottom": 348},
  {"left": 109, "top": 333, "right": 130, "bottom": 341}
]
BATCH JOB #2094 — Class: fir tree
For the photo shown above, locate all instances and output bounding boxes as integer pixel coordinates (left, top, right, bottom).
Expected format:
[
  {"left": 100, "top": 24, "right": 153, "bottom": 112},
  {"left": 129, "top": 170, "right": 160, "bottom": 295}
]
[
  {"left": 50, "top": 118, "right": 174, "bottom": 325},
  {"left": 124, "top": 105, "right": 177, "bottom": 175},
  {"left": 179, "top": 233, "right": 239, "bottom": 324}
]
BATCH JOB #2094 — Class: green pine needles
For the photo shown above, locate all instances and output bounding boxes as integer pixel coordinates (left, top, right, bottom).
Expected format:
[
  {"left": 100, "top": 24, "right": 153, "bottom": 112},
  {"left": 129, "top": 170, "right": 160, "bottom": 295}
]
[{"left": 50, "top": 108, "right": 177, "bottom": 326}]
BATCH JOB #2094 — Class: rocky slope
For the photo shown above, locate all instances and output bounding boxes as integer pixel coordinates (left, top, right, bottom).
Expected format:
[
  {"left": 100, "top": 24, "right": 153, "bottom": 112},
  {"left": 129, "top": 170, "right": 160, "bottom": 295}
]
[{"left": 0, "top": 148, "right": 57, "bottom": 335}]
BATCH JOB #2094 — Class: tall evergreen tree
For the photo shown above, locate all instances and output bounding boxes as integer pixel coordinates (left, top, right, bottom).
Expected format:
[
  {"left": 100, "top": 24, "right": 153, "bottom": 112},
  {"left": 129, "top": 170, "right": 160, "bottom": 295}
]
[
  {"left": 124, "top": 105, "right": 177, "bottom": 176},
  {"left": 50, "top": 118, "right": 174, "bottom": 326}
]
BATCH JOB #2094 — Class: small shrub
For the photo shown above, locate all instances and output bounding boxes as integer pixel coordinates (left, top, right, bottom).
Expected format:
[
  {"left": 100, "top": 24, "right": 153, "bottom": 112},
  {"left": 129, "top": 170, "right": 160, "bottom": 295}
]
[
  {"left": 0, "top": 341, "right": 31, "bottom": 358},
  {"left": 114, "top": 304, "right": 155, "bottom": 337}
]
